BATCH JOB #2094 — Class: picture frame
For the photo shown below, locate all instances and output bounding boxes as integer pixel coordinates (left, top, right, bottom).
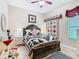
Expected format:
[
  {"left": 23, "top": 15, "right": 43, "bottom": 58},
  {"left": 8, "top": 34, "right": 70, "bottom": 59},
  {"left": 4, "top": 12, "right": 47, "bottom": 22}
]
[{"left": 28, "top": 14, "right": 36, "bottom": 23}]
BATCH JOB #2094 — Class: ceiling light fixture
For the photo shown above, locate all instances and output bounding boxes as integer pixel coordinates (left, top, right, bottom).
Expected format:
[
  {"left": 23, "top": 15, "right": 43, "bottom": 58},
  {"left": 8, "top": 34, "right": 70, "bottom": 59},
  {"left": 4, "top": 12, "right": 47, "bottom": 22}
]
[
  {"left": 39, "top": 0, "right": 45, "bottom": 8},
  {"left": 31, "top": 0, "right": 52, "bottom": 8}
]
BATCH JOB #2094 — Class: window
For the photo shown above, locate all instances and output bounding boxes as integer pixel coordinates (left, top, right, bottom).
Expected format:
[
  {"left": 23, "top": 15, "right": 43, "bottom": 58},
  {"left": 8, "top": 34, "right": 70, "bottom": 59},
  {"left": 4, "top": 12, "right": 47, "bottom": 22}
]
[{"left": 68, "top": 15, "right": 79, "bottom": 40}]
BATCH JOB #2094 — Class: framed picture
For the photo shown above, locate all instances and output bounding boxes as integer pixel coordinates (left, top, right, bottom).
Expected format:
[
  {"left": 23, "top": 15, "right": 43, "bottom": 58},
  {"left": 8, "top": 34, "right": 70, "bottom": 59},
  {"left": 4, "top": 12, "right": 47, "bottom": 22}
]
[{"left": 28, "top": 14, "right": 36, "bottom": 23}]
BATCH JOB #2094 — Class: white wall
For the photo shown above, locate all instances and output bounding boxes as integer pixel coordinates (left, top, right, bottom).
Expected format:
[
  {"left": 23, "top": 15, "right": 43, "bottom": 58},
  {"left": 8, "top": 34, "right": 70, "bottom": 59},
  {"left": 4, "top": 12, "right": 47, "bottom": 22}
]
[
  {"left": 8, "top": 6, "right": 45, "bottom": 36},
  {"left": 0, "top": 0, "right": 8, "bottom": 40},
  {"left": 44, "top": 0, "right": 79, "bottom": 50},
  {"left": 0, "top": 0, "right": 8, "bottom": 51},
  {"left": 8, "top": 0, "right": 79, "bottom": 52}
]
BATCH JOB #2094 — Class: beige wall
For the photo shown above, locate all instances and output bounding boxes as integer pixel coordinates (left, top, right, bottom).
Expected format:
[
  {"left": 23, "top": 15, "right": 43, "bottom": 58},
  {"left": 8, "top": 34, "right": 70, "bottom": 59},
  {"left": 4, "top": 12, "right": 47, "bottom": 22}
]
[
  {"left": 44, "top": 0, "right": 79, "bottom": 51},
  {"left": 0, "top": 0, "right": 8, "bottom": 50},
  {"left": 8, "top": 0, "right": 79, "bottom": 51},
  {"left": 8, "top": 6, "right": 45, "bottom": 36},
  {"left": 0, "top": 0, "right": 8, "bottom": 40},
  {"left": 0, "top": 0, "right": 8, "bottom": 28}
]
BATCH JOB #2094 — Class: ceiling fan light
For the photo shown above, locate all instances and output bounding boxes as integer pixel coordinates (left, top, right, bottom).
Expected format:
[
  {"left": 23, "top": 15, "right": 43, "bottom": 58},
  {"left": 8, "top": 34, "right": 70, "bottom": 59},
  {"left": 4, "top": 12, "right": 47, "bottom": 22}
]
[{"left": 39, "top": 1, "right": 45, "bottom": 6}]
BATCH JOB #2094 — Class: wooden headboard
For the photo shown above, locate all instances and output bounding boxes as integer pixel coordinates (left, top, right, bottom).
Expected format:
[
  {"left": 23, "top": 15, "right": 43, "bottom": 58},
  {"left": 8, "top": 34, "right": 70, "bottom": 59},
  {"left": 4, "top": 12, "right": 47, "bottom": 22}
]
[{"left": 23, "top": 24, "right": 40, "bottom": 36}]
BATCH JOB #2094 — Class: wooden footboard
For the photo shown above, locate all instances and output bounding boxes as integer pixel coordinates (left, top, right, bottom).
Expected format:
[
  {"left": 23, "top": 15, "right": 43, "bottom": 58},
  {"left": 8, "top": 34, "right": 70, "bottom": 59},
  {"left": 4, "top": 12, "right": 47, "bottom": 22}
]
[
  {"left": 23, "top": 40, "right": 60, "bottom": 59},
  {"left": 32, "top": 41, "right": 60, "bottom": 59}
]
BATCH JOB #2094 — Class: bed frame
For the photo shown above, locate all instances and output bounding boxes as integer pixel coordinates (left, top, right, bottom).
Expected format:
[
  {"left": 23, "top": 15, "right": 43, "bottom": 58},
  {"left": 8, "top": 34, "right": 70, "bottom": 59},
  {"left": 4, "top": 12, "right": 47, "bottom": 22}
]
[{"left": 23, "top": 24, "right": 61, "bottom": 59}]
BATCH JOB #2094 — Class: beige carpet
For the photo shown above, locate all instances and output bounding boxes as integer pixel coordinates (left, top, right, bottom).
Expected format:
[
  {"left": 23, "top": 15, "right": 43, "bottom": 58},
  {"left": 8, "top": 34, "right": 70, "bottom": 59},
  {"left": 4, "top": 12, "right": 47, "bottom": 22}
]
[{"left": 0, "top": 40, "right": 79, "bottom": 59}]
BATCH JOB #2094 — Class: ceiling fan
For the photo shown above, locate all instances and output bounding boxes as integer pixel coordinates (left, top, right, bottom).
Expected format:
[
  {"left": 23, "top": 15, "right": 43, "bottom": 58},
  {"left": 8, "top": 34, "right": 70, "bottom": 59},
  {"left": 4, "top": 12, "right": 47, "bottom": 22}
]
[{"left": 31, "top": 0, "right": 52, "bottom": 8}]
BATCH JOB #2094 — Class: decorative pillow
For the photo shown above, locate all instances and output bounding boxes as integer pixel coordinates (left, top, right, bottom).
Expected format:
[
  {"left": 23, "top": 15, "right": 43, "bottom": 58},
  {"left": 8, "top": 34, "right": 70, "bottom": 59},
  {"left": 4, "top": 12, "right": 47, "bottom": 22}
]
[{"left": 27, "top": 37, "right": 48, "bottom": 47}]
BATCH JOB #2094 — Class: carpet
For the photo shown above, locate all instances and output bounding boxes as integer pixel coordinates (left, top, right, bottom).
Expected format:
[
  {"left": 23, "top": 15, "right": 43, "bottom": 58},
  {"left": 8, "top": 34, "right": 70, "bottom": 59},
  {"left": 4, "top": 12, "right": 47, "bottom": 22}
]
[
  {"left": 45, "top": 52, "right": 73, "bottom": 59},
  {"left": 0, "top": 48, "right": 19, "bottom": 59}
]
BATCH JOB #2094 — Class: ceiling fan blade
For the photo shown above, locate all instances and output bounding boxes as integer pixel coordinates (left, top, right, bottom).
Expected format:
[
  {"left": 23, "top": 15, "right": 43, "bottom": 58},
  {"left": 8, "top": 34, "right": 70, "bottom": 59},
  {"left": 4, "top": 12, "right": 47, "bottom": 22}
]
[
  {"left": 31, "top": 1, "right": 39, "bottom": 3},
  {"left": 45, "top": 1, "right": 52, "bottom": 4}
]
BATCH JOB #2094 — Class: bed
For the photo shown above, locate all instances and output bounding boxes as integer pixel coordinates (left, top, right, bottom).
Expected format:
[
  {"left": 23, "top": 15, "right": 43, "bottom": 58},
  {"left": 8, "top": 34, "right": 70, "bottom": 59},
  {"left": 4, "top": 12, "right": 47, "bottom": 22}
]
[{"left": 23, "top": 24, "right": 61, "bottom": 59}]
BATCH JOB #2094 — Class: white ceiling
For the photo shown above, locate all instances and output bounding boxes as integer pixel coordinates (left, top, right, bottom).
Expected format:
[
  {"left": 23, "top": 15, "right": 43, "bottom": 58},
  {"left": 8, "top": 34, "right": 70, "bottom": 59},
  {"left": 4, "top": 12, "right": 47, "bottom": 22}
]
[{"left": 8, "top": 0, "right": 72, "bottom": 14}]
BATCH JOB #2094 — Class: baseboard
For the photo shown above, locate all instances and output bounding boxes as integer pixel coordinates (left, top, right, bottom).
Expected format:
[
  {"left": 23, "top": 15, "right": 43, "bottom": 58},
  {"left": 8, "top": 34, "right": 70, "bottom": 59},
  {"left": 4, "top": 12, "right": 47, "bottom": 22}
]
[{"left": 60, "top": 43, "right": 77, "bottom": 51}]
